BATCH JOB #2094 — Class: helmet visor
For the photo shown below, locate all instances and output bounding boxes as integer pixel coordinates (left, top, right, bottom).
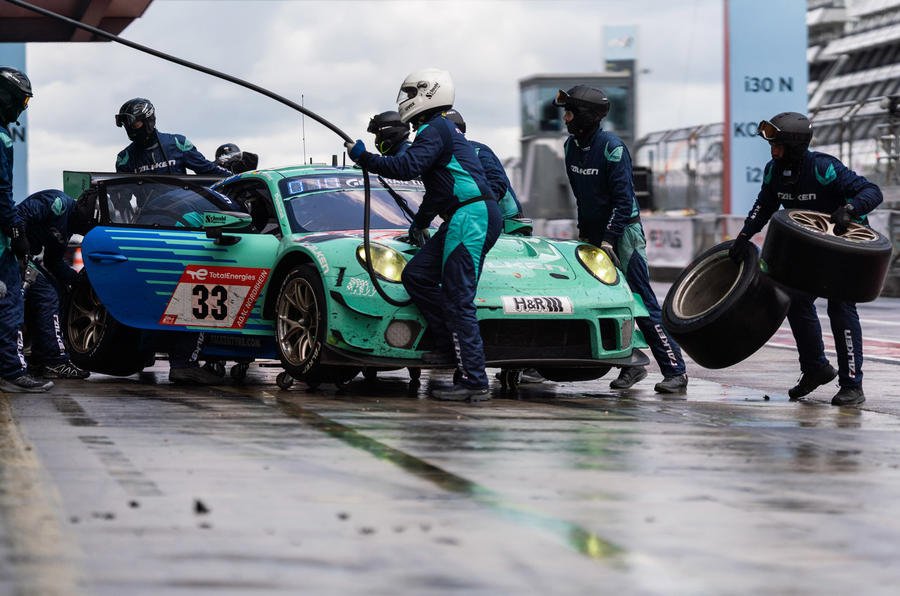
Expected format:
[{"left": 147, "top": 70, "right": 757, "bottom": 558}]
[
  {"left": 757, "top": 120, "right": 780, "bottom": 141},
  {"left": 553, "top": 89, "right": 569, "bottom": 108},
  {"left": 396, "top": 86, "right": 418, "bottom": 104},
  {"left": 115, "top": 113, "right": 135, "bottom": 128}
]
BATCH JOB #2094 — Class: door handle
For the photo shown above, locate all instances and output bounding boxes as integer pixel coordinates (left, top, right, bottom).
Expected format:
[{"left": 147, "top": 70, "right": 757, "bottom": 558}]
[{"left": 87, "top": 252, "right": 129, "bottom": 263}]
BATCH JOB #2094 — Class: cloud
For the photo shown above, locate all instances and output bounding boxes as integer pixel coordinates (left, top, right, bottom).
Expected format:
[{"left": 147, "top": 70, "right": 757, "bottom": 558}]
[{"left": 23, "top": 0, "right": 724, "bottom": 193}]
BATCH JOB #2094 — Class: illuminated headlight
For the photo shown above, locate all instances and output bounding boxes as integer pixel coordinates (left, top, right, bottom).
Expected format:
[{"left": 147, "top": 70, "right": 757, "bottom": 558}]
[
  {"left": 385, "top": 319, "right": 420, "bottom": 349},
  {"left": 356, "top": 243, "right": 407, "bottom": 283},
  {"left": 576, "top": 244, "right": 618, "bottom": 284}
]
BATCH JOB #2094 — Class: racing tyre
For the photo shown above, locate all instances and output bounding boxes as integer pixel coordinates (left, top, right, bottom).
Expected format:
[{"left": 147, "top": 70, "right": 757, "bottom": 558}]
[
  {"left": 662, "top": 240, "right": 791, "bottom": 369},
  {"left": 761, "top": 209, "right": 893, "bottom": 303},
  {"left": 534, "top": 366, "right": 611, "bottom": 382},
  {"left": 65, "top": 273, "right": 150, "bottom": 376},
  {"left": 274, "top": 265, "right": 359, "bottom": 384}
]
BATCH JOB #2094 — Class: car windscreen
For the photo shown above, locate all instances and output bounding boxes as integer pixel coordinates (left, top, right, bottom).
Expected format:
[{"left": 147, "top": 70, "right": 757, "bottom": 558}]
[
  {"left": 277, "top": 174, "right": 427, "bottom": 233},
  {"left": 104, "top": 179, "right": 235, "bottom": 227}
]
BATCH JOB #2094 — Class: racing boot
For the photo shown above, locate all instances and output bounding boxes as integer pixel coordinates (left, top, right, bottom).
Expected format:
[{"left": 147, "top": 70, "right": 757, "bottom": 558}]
[
  {"left": 37, "top": 361, "right": 91, "bottom": 379},
  {"left": 0, "top": 374, "right": 54, "bottom": 393},
  {"left": 432, "top": 385, "right": 491, "bottom": 402},
  {"left": 610, "top": 366, "right": 647, "bottom": 390},
  {"left": 654, "top": 373, "right": 688, "bottom": 394},
  {"left": 169, "top": 366, "right": 225, "bottom": 385},
  {"left": 831, "top": 386, "right": 865, "bottom": 407},
  {"left": 788, "top": 364, "right": 837, "bottom": 400},
  {"left": 520, "top": 368, "right": 546, "bottom": 384}
]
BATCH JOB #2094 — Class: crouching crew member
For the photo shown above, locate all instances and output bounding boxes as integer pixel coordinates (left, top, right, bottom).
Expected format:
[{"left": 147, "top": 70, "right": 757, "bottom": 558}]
[
  {"left": 555, "top": 85, "right": 688, "bottom": 394},
  {"left": 730, "top": 112, "right": 882, "bottom": 407},
  {"left": 346, "top": 68, "right": 502, "bottom": 402},
  {"left": 17, "top": 189, "right": 94, "bottom": 379}
]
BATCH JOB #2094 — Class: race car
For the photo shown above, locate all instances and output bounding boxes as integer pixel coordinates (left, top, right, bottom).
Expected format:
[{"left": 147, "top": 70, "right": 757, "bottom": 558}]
[{"left": 62, "top": 166, "right": 649, "bottom": 387}]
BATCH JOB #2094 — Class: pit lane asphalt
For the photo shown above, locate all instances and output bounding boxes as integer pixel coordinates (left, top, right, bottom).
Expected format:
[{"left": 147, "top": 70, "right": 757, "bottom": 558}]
[{"left": 1, "top": 291, "right": 899, "bottom": 595}]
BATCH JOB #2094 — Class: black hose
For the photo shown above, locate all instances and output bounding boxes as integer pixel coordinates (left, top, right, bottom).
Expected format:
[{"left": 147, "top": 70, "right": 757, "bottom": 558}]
[{"left": 5, "top": 0, "right": 411, "bottom": 307}]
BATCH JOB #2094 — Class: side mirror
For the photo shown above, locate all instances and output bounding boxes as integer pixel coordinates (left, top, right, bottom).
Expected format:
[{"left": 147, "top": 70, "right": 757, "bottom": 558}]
[
  {"left": 503, "top": 217, "right": 533, "bottom": 236},
  {"left": 202, "top": 210, "right": 253, "bottom": 231},
  {"left": 202, "top": 211, "right": 252, "bottom": 245}
]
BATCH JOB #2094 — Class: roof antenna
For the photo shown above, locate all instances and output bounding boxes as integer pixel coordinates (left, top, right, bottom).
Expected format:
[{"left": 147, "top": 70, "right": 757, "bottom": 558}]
[{"left": 300, "top": 92, "right": 307, "bottom": 165}]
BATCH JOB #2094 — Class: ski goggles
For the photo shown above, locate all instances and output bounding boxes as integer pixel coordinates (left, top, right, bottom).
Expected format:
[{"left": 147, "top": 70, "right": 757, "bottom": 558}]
[
  {"left": 115, "top": 113, "right": 139, "bottom": 128},
  {"left": 756, "top": 120, "right": 779, "bottom": 141},
  {"left": 553, "top": 89, "right": 570, "bottom": 107}
]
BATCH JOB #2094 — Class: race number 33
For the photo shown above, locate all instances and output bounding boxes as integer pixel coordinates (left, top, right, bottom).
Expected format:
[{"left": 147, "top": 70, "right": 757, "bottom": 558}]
[{"left": 160, "top": 265, "right": 269, "bottom": 329}]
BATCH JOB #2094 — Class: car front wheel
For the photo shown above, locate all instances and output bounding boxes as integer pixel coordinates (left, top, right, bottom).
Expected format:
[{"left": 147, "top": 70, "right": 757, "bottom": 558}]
[{"left": 274, "top": 264, "right": 358, "bottom": 385}]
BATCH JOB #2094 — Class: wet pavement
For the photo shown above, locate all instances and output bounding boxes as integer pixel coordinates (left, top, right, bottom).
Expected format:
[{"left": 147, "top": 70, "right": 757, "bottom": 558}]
[{"left": 1, "top": 293, "right": 899, "bottom": 595}]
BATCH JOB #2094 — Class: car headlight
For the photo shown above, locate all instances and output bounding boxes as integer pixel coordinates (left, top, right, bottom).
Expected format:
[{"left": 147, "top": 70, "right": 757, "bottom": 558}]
[
  {"left": 356, "top": 243, "right": 407, "bottom": 283},
  {"left": 576, "top": 244, "right": 618, "bottom": 284}
]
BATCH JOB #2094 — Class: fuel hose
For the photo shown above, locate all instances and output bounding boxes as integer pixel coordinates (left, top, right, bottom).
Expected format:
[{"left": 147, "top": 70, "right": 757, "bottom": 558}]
[{"left": 4, "top": 0, "right": 411, "bottom": 306}]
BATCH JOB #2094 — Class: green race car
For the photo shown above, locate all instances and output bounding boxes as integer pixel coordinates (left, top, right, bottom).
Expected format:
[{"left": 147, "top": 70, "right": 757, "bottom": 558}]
[{"left": 64, "top": 165, "right": 649, "bottom": 386}]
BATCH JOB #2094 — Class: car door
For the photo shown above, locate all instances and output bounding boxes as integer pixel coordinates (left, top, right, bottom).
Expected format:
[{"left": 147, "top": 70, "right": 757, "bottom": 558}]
[{"left": 83, "top": 177, "right": 279, "bottom": 334}]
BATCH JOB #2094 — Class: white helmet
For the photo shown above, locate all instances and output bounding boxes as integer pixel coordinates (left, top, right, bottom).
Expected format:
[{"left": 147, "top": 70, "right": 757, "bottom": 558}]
[{"left": 395, "top": 68, "right": 455, "bottom": 124}]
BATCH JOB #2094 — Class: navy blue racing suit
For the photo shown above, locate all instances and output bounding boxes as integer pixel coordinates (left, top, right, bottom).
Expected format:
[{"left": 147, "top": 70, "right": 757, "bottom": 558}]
[
  {"left": 470, "top": 140, "right": 523, "bottom": 220},
  {"left": 564, "top": 127, "right": 685, "bottom": 378},
  {"left": 17, "top": 189, "right": 79, "bottom": 369},
  {"left": 740, "top": 150, "right": 883, "bottom": 390},
  {"left": 116, "top": 131, "right": 231, "bottom": 176},
  {"left": 0, "top": 123, "right": 26, "bottom": 380},
  {"left": 357, "top": 114, "right": 502, "bottom": 389}
]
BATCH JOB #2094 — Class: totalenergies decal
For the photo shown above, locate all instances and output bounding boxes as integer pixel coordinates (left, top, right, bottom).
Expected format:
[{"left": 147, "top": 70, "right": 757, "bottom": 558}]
[{"left": 159, "top": 265, "right": 269, "bottom": 329}]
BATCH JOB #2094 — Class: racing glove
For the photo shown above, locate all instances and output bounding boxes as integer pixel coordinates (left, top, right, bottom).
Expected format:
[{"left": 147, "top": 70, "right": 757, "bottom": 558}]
[
  {"left": 728, "top": 232, "right": 754, "bottom": 263},
  {"left": 5, "top": 225, "right": 29, "bottom": 261},
  {"left": 345, "top": 140, "right": 366, "bottom": 162},
  {"left": 407, "top": 224, "right": 430, "bottom": 247},
  {"left": 830, "top": 203, "right": 855, "bottom": 236},
  {"left": 600, "top": 241, "right": 621, "bottom": 270}
]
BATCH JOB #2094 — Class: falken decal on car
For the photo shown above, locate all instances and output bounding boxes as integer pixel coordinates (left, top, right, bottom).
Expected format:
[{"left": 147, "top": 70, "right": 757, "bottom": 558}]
[
  {"left": 501, "top": 296, "right": 574, "bottom": 315},
  {"left": 159, "top": 265, "right": 269, "bottom": 329}
]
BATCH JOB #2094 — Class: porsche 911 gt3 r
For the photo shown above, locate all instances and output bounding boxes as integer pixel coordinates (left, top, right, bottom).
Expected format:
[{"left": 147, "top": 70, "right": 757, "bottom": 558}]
[{"left": 63, "top": 166, "right": 649, "bottom": 385}]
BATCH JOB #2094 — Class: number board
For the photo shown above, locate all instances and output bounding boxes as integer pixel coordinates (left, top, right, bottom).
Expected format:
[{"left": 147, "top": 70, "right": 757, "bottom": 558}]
[{"left": 159, "top": 265, "right": 270, "bottom": 329}]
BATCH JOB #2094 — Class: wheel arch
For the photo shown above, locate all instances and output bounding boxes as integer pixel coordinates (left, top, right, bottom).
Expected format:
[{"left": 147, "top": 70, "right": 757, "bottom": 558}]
[{"left": 262, "top": 251, "right": 318, "bottom": 319}]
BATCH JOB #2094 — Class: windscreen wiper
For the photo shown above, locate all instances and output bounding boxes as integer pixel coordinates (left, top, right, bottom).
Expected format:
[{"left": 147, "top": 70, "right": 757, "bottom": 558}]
[{"left": 376, "top": 176, "right": 416, "bottom": 223}]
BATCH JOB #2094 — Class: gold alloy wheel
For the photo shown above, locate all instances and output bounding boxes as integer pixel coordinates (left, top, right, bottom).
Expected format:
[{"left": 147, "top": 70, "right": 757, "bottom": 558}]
[
  {"left": 276, "top": 276, "right": 320, "bottom": 366},
  {"left": 66, "top": 284, "right": 108, "bottom": 354},
  {"left": 788, "top": 209, "right": 880, "bottom": 243}
]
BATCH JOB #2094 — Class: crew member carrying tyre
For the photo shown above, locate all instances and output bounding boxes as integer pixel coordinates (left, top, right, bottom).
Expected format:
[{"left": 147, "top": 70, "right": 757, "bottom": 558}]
[
  {"left": 0, "top": 66, "right": 52, "bottom": 392},
  {"left": 17, "top": 189, "right": 95, "bottom": 380},
  {"left": 345, "top": 68, "right": 502, "bottom": 402},
  {"left": 555, "top": 85, "right": 688, "bottom": 394},
  {"left": 729, "top": 112, "right": 883, "bottom": 407},
  {"left": 367, "top": 111, "right": 412, "bottom": 158},
  {"left": 114, "top": 97, "right": 228, "bottom": 385}
]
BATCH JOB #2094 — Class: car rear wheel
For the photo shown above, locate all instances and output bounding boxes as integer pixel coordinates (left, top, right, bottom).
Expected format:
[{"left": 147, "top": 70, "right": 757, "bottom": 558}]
[
  {"left": 761, "top": 209, "right": 893, "bottom": 303},
  {"left": 65, "top": 273, "right": 150, "bottom": 376},
  {"left": 662, "top": 240, "right": 791, "bottom": 369},
  {"left": 275, "top": 264, "right": 358, "bottom": 385}
]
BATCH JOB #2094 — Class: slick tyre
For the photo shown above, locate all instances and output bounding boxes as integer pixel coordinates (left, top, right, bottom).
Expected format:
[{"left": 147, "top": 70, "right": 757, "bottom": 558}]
[
  {"left": 761, "top": 209, "right": 893, "bottom": 303},
  {"left": 274, "top": 264, "right": 358, "bottom": 385},
  {"left": 64, "top": 272, "right": 150, "bottom": 376},
  {"left": 662, "top": 240, "right": 790, "bottom": 369}
]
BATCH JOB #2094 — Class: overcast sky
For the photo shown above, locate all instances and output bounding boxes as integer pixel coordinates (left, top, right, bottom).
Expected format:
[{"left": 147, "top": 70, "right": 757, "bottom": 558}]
[{"left": 22, "top": 0, "right": 723, "bottom": 193}]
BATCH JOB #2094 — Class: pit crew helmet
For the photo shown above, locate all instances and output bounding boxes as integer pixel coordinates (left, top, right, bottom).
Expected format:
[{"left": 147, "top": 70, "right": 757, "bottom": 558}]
[
  {"left": 396, "top": 68, "right": 454, "bottom": 124},
  {"left": 115, "top": 98, "right": 156, "bottom": 144},
  {"left": 757, "top": 112, "right": 812, "bottom": 177},
  {"left": 215, "top": 143, "right": 241, "bottom": 163},
  {"left": 367, "top": 111, "right": 410, "bottom": 155},
  {"left": 554, "top": 85, "right": 609, "bottom": 136},
  {"left": 442, "top": 108, "right": 466, "bottom": 133},
  {"left": 0, "top": 67, "right": 33, "bottom": 126}
]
